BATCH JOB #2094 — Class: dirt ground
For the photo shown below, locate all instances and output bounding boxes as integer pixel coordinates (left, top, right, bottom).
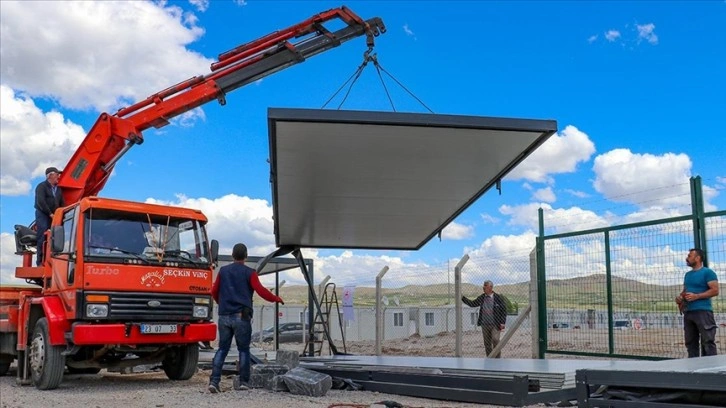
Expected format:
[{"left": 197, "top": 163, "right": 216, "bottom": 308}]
[
  {"left": 4, "top": 327, "right": 720, "bottom": 408},
  {"left": 0, "top": 368, "right": 552, "bottom": 408}
]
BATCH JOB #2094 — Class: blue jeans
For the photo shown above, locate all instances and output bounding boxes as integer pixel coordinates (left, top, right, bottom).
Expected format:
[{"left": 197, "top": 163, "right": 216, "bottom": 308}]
[{"left": 209, "top": 313, "right": 252, "bottom": 386}]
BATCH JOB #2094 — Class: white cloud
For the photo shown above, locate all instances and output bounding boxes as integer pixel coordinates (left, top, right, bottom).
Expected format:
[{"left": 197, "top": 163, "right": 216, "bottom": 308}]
[
  {"left": 465, "top": 232, "right": 537, "bottom": 284},
  {"left": 636, "top": 23, "right": 658, "bottom": 45},
  {"left": 0, "top": 232, "right": 27, "bottom": 285},
  {"left": 469, "top": 232, "right": 536, "bottom": 258},
  {"left": 0, "top": 1, "right": 212, "bottom": 112},
  {"left": 564, "top": 189, "right": 590, "bottom": 199},
  {"left": 293, "top": 250, "right": 434, "bottom": 287},
  {"left": 188, "top": 0, "right": 209, "bottom": 12},
  {"left": 499, "top": 203, "right": 611, "bottom": 234},
  {"left": 533, "top": 187, "right": 556, "bottom": 203},
  {"left": 403, "top": 24, "right": 416, "bottom": 39},
  {"left": 593, "top": 149, "right": 693, "bottom": 208},
  {"left": 587, "top": 35, "right": 598, "bottom": 43},
  {"left": 234, "top": 0, "right": 248, "bottom": 5},
  {"left": 506, "top": 125, "right": 596, "bottom": 183},
  {"left": 441, "top": 222, "right": 474, "bottom": 240},
  {"left": 605, "top": 30, "right": 621, "bottom": 42},
  {"left": 173, "top": 107, "right": 207, "bottom": 128},
  {"left": 145, "top": 194, "right": 277, "bottom": 257},
  {"left": 0, "top": 86, "right": 86, "bottom": 196},
  {"left": 480, "top": 213, "right": 500, "bottom": 224}
]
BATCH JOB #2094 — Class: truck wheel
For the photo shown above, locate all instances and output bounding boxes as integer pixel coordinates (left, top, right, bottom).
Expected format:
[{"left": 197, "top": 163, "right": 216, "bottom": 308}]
[
  {"left": 29, "top": 318, "right": 65, "bottom": 390},
  {"left": 162, "top": 344, "right": 198, "bottom": 380}
]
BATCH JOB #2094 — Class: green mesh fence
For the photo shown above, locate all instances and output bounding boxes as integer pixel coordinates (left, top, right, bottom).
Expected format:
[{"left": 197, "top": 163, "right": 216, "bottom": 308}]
[{"left": 542, "top": 213, "right": 726, "bottom": 359}]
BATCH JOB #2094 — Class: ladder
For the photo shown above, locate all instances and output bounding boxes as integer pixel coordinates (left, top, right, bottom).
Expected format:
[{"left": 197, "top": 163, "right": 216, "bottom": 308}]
[{"left": 304, "top": 282, "right": 347, "bottom": 356}]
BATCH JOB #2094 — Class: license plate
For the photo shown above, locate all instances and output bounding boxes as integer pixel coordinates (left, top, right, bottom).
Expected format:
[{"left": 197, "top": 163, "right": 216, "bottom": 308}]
[{"left": 140, "top": 324, "right": 177, "bottom": 334}]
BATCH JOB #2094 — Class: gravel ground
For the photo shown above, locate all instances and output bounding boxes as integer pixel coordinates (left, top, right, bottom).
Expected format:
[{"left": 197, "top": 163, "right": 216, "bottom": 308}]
[{"left": 0, "top": 368, "right": 550, "bottom": 408}]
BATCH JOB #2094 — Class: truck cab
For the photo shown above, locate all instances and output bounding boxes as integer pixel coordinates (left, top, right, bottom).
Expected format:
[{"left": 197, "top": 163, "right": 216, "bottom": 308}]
[{"left": 6, "top": 196, "right": 219, "bottom": 389}]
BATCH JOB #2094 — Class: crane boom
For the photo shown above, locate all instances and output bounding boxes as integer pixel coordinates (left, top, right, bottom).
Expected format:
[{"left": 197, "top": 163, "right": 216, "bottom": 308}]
[{"left": 58, "top": 6, "right": 385, "bottom": 205}]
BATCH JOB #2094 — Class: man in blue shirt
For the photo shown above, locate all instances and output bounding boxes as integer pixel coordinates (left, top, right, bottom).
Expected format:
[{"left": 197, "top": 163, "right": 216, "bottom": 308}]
[
  {"left": 208, "top": 243, "right": 284, "bottom": 393},
  {"left": 675, "top": 248, "right": 719, "bottom": 357}
]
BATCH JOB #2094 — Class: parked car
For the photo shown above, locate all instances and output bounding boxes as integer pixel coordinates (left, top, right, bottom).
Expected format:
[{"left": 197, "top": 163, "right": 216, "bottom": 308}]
[
  {"left": 614, "top": 319, "right": 631, "bottom": 330},
  {"left": 251, "top": 322, "right": 307, "bottom": 343}
]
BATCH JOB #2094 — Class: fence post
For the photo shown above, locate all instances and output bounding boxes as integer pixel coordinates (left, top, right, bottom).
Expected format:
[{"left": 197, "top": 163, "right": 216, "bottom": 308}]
[
  {"left": 536, "top": 207, "right": 547, "bottom": 359},
  {"left": 454, "top": 254, "right": 469, "bottom": 357},
  {"left": 605, "top": 230, "right": 614, "bottom": 355},
  {"left": 318, "top": 275, "right": 331, "bottom": 299},
  {"left": 375, "top": 266, "right": 390, "bottom": 356},
  {"left": 529, "top": 247, "right": 539, "bottom": 359},
  {"left": 690, "top": 176, "right": 709, "bottom": 266}
]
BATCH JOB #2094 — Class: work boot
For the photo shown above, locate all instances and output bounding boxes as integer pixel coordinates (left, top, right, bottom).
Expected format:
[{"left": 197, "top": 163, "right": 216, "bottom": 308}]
[{"left": 233, "top": 377, "right": 249, "bottom": 391}]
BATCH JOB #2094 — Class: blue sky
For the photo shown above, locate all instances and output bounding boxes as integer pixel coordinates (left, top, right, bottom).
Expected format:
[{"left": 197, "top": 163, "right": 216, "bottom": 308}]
[{"left": 1, "top": 1, "right": 724, "bottom": 286}]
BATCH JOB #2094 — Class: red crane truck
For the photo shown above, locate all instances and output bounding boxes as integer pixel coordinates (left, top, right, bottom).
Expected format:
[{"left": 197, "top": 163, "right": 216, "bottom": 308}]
[{"left": 0, "top": 6, "right": 385, "bottom": 390}]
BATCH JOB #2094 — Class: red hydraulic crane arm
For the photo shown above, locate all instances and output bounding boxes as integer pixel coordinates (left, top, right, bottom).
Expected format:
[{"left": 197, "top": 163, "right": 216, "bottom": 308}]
[{"left": 58, "top": 6, "right": 386, "bottom": 205}]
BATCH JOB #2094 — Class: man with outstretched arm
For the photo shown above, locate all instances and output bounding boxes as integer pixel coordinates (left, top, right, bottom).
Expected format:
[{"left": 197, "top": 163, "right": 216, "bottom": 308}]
[
  {"left": 208, "top": 243, "right": 284, "bottom": 393},
  {"left": 462, "top": 280, "right": 507, "bottom": 358}
]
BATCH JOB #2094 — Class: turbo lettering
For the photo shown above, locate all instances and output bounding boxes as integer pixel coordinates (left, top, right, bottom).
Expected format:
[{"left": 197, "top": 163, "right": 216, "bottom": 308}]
[{"left": 86, "top": 265, "right": 120, "bottom": 276}]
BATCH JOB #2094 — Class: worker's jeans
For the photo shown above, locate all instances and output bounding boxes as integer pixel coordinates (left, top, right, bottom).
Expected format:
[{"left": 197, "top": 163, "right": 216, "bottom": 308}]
[
  {"left": 209, "top": 313, "right": 252, "bottom": 386},
  {"left": 482, "top": 325, "right": 501, "bottom": 358},
  {"left": 684, "top": 310, "right": 718, "bottom": 357},
  {"left": 35, "top": 211, "right": 51, "bottom": 266}
]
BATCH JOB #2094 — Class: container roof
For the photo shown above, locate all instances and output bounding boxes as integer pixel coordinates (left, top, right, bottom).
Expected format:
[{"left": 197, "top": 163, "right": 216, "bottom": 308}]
[{"left": 268, "top": 108, "right": 557, "bottom": 250}]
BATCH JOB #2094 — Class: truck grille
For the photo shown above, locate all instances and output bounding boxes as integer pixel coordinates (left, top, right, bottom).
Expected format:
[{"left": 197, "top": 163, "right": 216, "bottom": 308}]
[{"left": 106, "top": 292, "right": 195, "bottom": 321}]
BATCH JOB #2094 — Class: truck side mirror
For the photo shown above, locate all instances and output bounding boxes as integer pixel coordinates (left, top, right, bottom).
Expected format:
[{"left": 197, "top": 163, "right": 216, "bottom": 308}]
[
  {"left": 51, "top": 226, "right": 65, "bottom": 253},
  {"left": 210, "top": 239, "right": 219, "bottom": 263}
]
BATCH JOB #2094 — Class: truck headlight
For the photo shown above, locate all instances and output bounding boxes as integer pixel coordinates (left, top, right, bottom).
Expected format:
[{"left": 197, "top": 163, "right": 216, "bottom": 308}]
[
  {"left": 86, "top": 304, "right": 108, "bottom": 318},
  {"left": 193, "top": 305, "right": 209, "bottom": 318}
]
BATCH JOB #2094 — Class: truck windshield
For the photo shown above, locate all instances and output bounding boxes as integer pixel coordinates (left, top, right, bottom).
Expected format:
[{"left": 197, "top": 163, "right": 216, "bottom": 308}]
[{"left": 84, "top": 209, "right": 210, "bottom": 267}]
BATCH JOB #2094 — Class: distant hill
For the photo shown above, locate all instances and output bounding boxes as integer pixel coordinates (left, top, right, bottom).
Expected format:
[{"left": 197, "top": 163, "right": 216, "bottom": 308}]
[{"left": 256, "top": 274, "right": 725, "bottom": 312}]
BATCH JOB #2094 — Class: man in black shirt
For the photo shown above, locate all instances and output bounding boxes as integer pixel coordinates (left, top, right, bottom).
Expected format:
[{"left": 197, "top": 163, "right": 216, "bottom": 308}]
[{"left": 34, "top": 167, "right": 65, "bottom": 265}]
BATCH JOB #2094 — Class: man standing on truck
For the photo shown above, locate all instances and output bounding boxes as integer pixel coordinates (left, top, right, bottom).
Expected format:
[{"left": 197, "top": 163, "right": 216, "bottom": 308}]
[
  {"left": 34, "top": 167, "right": 64, "bottom": 265},
  {"left": 208, "top": 243, "right": 285, "bottom": 393},
  {"left": 676, "top": 248, "right": 719, "bottom": 357}
]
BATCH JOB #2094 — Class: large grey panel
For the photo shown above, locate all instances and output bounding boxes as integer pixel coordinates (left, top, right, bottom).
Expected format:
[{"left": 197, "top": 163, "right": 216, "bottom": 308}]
[{"left": 268, "top": 108, "right": 557, "bottom": 249}]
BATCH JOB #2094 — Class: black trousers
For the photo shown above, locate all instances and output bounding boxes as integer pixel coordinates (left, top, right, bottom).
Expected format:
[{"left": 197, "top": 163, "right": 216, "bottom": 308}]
[
  {"left": 35, "top": 210, "right": 51, "bottom": 266},
  {"left": 683, "top": 310, "right": 718, "bottom": 357}
]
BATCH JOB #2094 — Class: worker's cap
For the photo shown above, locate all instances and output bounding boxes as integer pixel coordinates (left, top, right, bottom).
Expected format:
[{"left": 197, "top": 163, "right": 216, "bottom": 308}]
[{"left": 45, "top": 167, "right": 62, "bottom": 175}]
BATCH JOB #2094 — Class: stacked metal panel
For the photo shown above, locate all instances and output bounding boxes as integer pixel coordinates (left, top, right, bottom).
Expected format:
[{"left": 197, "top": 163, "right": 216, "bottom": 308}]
[
  {"left": 576, "top": 355, "right": 726, "bottom": 407},
  {"left": 299, "top": 355, "right": 620, "bottom": 406}
]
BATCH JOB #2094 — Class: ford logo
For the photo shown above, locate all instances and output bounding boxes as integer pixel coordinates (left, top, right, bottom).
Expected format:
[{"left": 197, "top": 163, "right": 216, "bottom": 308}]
[{"left": 147, "top": 300, "right": 161, "bottom": 307}]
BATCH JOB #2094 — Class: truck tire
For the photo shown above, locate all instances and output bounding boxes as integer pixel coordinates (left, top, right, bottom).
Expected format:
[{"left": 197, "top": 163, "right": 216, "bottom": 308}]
[
  {"left": 29, "top": 318, "right": 65, "bottom": 390},
  {"left": 162, "top": 344, "right": 198, "bottom": 380}
]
